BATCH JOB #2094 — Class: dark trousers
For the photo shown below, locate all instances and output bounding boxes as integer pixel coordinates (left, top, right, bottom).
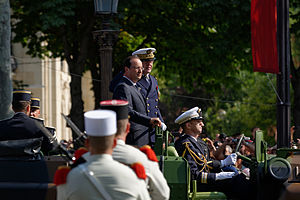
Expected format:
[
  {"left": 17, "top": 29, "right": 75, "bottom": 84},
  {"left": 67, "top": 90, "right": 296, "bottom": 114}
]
[{"left": 196, "top": 174, "right": 254, "bottom": 200}]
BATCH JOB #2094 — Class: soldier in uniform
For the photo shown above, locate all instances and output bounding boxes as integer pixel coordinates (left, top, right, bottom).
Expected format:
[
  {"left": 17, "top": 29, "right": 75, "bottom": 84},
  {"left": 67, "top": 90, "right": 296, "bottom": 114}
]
[
  {"left": 0, "top": 90, "right": 55, "bottom": 155},
  {"left": 57, "top": 109, "right": 151, "bottom": 200},
  {"left": 30, "top": 97, "right": 41, "bottom": 118},
  {"left": 100, "top": 99, "right": 170, "bottom": 200},
  {"left": 113, "top": 55, "right": 162, "bottom": 147},
  {"left": 132, "top": 48, "right": 166, "bottom": 145},
  {"left": 174, "top": 107, "right": 253, "bottom": 199}
]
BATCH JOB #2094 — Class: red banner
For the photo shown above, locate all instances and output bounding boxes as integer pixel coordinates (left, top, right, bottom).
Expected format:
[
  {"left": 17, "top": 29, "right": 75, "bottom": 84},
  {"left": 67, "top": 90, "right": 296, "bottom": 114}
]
[{"left": 251, "top": 0, "right": 279, "bottom": 73}]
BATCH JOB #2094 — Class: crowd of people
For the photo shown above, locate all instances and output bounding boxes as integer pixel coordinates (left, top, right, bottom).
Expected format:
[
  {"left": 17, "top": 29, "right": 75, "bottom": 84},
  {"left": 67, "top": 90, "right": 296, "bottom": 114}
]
[{"left": 0, "top": 47, "right": 295, "bottom": 200}]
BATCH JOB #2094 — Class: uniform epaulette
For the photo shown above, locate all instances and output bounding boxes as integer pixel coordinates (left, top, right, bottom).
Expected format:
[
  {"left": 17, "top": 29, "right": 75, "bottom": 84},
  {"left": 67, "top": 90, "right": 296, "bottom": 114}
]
[
  {"left": 71, "top": 147, "right": 88, "bottom": 169},
  {"left": 139, "top": 145, "right": 158, "bottom": 162},
  {"left": 130, "top": 162, "right": 147, "bottom": 180},
  {"left": 74, "top": 147, "right": 88, "bottom": 161},
  {"left": 53, "top": 165, "right": 71, "bottom": 186}
]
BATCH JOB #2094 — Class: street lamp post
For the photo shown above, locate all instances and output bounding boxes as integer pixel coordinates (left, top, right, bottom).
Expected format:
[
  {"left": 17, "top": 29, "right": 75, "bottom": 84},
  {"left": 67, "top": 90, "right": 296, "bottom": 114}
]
[{"left": 93, "top": 0, "right": 119, "bottom": 101}]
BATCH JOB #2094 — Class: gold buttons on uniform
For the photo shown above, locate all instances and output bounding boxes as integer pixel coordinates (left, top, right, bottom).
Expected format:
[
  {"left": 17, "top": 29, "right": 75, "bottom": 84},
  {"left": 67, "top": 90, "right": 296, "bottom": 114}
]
[
  {"left": 155, "top": 112, "right": 158, "bottom": 114},
  {"left": 146, "top": 97, "right": 149, "bottom": 100},
  {"left": 147, "top": 104, "right": 150, "bottom": 106},
  {"left": 147, "top": 110, "right": 150, "bottom": 113},
  {"left": 155, "top": 106, "right": 158, "bottom": 108},
  {"left": 155, "top": 99, "right": 158, "bottom": 102}
]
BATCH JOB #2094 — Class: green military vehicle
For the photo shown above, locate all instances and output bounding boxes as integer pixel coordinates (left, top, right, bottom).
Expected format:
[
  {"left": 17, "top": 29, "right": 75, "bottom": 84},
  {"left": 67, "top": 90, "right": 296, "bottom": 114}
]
[{"left": 153, "top": 127, "right": 300, "bottom": 200}]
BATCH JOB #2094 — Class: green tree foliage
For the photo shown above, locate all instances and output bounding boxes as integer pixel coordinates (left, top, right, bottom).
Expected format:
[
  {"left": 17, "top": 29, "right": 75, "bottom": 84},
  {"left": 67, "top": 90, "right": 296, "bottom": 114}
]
[
  {"left": 290, "top": 0, "right": 300, "bottom": 141},
  {"left": 12, "top": 0, "right": 297, "bottom": 142},
  {"left": 116, "top": 0, "right": 252, "bottom": 94},
  {"left": 11, "top": 0, "right": 254, "bottom": 137},
  {"left": 205, "top": 71, "right": 277, "bottom": 138},
  {"left": 11, "top": 0, "right": 97, "bottom": 136}
]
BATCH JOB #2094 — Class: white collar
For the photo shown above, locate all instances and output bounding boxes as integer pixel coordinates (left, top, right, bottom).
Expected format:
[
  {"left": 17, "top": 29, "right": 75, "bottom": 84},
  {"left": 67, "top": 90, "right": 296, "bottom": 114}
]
[
  {"left": 190, "top": 135, "right": 198, "bottom": 142},
  {"left": 116, "top": 139, "right": 125, "bottom": 145},
  {"left": 123, "top": 76, "right": 136, "bottom": 86}
]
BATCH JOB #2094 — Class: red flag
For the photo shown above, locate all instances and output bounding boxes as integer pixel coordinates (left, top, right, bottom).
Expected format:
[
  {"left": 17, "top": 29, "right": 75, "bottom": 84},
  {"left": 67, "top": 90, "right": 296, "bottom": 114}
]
[{"left": 251, "top": 0, "right": 279, "bottom": 74}]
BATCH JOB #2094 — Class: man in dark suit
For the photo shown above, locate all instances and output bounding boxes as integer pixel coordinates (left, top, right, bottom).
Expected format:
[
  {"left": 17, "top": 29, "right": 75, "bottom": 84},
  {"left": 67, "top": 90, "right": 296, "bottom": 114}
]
[
  {"left": 113, "top": 55, "right": 162, "bottom": 147},
  {"left": 174, "top": 107, "right": 253, "bottom": 199},
  {"left": 132, "top": 48, "right": 166, "bottom": 145},
  {"left": 0, "top": 90, "right": 56, "bottom": 156}
]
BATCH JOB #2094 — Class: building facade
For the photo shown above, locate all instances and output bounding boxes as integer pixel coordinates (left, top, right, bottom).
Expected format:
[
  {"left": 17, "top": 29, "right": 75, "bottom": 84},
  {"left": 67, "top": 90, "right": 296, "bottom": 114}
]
[{"left": 12, "top": 43, "right": 72, "bottom": 142}]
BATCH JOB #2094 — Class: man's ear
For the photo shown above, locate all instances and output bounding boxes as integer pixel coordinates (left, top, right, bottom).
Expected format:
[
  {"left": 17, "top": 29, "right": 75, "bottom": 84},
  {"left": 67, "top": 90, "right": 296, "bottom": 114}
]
[
  {"left": 112, "top": 137, "right": 117, "bottom": 148},
  {"left": 185, "top": 121, "right": 191, "bottom": 129},
  {"left": 25, "top": 105, "right": 31, "bottom": 116},
  {"left": 124, "top": 66, "right": 130, "bottom": 73},
  {"left": 126, "top": 122, "right": 130, "bottom": 134}
]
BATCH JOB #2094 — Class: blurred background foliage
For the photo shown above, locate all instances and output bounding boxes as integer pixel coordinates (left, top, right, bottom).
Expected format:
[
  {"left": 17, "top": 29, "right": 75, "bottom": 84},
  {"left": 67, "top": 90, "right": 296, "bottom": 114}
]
[{"left": 10, "top": 0, "right": 300, "bottom": 139}]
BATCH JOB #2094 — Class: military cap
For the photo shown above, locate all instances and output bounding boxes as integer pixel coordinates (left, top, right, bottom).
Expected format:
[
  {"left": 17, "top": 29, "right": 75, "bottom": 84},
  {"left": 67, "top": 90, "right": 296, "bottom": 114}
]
[
  {"left": 132, "top": 48, "right": 156, "bottom": 61},
  {"left": 31, "top": 97, "right": 40, "bottom": 108},
  {"left": 84, "top": 110, "right": 117, "bottom": 137},
  {"left": 99, "top": 100, "right": 129, "bottom": 120},
  {"left": 175, "top": 107, "right": 204, "bottom": 125},
  {"left": 13, "top": 90, "right": 31, "bottom": 102}
]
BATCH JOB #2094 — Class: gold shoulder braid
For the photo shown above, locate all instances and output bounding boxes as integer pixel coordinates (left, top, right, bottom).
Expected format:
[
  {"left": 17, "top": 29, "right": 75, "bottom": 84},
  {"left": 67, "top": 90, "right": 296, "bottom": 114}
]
[{"left": 182, "top": 142, "right": 213, "bottom": 173}]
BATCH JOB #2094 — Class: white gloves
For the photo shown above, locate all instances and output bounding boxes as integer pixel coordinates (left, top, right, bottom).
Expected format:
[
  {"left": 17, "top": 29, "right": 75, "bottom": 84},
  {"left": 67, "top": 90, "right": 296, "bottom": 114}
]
[
  {"left": 161, "top": 123, "right": 167, "bottom": 131},
  {"left": 221, "top": 153, "right": 237, "bottom": 167},
  {"left": 216, "top": 172, "right": 236, "bottom": 180}
]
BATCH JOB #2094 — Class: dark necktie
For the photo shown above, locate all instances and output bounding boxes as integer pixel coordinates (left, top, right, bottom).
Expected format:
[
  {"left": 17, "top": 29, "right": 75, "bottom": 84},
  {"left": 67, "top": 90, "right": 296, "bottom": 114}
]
[
  {"left": 134, "top": 84, "right": 139, "bottom": 90},
  {"left": 146, "top": 75, "right": 150, "bottom": 84}
]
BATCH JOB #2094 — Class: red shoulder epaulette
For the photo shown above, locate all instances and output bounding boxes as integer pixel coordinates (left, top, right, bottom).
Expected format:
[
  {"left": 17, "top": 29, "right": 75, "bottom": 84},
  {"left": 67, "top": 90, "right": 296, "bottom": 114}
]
[
  {"left": 53, "top": 165, "right": 71, "bottom": 186},
  {"left": 131, "top": 162, "right": 147, "bottom": 180},
  {"left": 139, "top": 145, "right": 158, "bottom": 162},
  {"left": 74, "top": 147, "right": 88, "bottom": 161}
]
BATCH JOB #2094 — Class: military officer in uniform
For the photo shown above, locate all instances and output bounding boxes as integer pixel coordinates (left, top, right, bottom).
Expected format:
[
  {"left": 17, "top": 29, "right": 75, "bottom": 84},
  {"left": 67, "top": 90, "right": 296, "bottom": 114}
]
[
  {"left": 30, "top": 97, "right": 41, "bottom": 118},
  {"left": 174, "top": 107, "right": 253, "bottom": 199},
  {"left": 132, "top": 48, "right": 166, "bottom": 145},
  {"left": 0, "top": 90, "right": 55, "bottom": 155},
  {"left": 58, "top": 109, "right": 151, "bottom": 200},
  {"left": 100, "top": 99, "right": 170, "bottom": 200}
]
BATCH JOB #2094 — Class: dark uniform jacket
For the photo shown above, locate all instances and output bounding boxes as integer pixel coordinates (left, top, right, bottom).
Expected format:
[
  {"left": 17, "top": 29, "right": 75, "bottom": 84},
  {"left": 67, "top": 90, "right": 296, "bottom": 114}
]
[
  {"left": 0, "top": 112, "right": 54, "bottom": 155},
  {"left": 137, "top": 75, "right": 163, "bottom": 144},
  {"left": 137, "top": 75, "right": 163, "bottom": 121},
  {"left": 113, "top": 77, "right": 151, "bottom": 147},
  {"left": 175, "top": 134, "right": 221, "bottom": 184}
]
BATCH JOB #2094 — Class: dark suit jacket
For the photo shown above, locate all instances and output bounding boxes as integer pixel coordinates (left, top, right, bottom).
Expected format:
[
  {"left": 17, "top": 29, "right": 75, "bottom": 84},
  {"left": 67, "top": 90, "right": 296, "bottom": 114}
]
[
  {"left": 113, "top": 77, "right": 151, "bottom": 147},
  {"left": 175, "top": 134, "right": 221, "bottom": 183},
  {"left": 0, "top": 112, "right": 54, "bottom": 154}
]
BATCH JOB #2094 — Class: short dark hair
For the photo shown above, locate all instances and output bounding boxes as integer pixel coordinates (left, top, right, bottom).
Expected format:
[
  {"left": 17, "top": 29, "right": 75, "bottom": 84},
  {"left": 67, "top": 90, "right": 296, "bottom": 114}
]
[
  {"left": 12, "top": 101, "right": 30, "bottom": 112},
  {"left": 123, "top": 55, "right": 139, "bottom": 69},
  {"left": 88, "top": 135, "right": 115, "bottom": 153}
]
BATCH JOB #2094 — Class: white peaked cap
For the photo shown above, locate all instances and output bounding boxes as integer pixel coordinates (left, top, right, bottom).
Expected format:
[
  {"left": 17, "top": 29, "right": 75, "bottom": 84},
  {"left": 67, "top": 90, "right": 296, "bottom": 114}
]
[
  {"left": 132, "top": 48, "right": 156, "bottom": 55},
  {"left": 175, "top": 107, "right": 203, "bottom": 125},
  {"left": 84, "top": 110, "right": 117, "bottom": 136}
]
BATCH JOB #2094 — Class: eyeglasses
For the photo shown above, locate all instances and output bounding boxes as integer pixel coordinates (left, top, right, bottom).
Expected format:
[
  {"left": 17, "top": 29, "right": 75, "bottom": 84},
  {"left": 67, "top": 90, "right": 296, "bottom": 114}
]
[{"left": 131, "top": 66, "right": 144, "bottom": 71}]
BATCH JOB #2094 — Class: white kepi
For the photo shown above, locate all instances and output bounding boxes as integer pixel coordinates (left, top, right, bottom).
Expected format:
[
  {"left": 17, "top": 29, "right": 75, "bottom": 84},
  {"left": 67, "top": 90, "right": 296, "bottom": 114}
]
[{"left": 84, "top": 110, "right": 117, "bottom": 136}]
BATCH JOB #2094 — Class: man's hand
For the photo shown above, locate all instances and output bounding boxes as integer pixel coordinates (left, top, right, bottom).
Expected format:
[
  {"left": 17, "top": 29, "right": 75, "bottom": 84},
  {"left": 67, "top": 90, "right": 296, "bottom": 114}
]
[
  {"left": 221, "top": 153, "right": 237, "bottom": 167},
  {"left": 150, "top": 118, "right": 162, "bottom": 128},
  {"left": 216, "top": 172, "right": 235, "bottom": 180}
]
